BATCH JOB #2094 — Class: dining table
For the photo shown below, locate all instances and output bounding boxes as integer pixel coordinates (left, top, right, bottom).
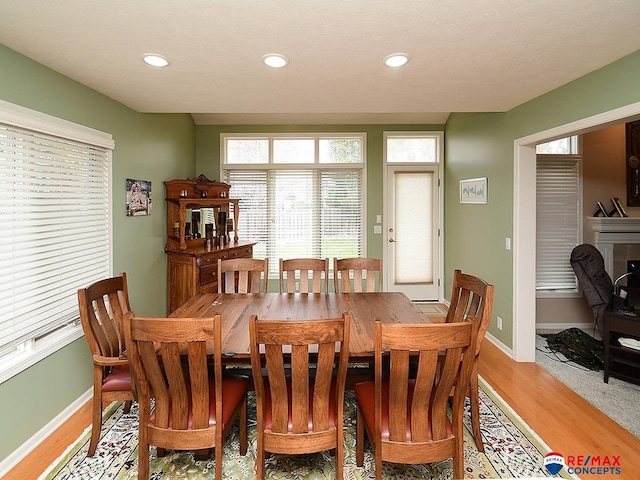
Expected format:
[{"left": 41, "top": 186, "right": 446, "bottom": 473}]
[{"left": 169, "top": 291, "right": 434, "bottom": 361}]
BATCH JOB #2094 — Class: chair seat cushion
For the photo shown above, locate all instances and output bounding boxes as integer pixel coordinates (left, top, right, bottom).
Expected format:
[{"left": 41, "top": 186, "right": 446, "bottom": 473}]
[
  {"left": 102, "top": 365, "right": 132, "bottom": 392},
  {"left": 263, "top": 378, "right": 339, "bottom": 432},
  {"left": 354, "top": 380, "right": 452, "bottom": 441}
]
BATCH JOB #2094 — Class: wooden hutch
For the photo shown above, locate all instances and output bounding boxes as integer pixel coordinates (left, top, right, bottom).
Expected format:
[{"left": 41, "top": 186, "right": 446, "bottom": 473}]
[{"left": 165, "top": 174, "right": 255, "bottom": 313}]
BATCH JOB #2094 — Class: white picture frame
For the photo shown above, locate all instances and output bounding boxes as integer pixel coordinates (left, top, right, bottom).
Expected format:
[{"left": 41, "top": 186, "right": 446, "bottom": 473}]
[{"left": 460, "top": 177, "right": 487, "bottom": 204}]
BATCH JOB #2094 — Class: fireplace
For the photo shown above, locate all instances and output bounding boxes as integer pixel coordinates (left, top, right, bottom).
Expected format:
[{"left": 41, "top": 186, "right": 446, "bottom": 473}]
[{"left": 587, "top": 217, "right": 640, "bottom": 282}]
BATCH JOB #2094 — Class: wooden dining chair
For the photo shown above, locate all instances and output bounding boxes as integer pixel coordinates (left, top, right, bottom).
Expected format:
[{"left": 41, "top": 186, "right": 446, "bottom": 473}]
[
  {"left": 249, "top": 313, "right": 351, "bottom": 480},
  {"left": 218, "top": 257, "right": 268, "bottom": 293},
  {"left": 445, "top": 269, "right": 494, "bottom": 452},
  {"left": 77, "top": 273, "right": 135, "bottom": 457},
  {"left": 354, "top": 319, "right": 477, "bottom": 479},
  {"left": 123, "top": 314, "right": 249, "bottom": 480},
  {"left": 333, "top": 257, "right": 382, "bottom": 293},
  {"left": 279, "top": 258, "right": 329, "bottom": 293}
]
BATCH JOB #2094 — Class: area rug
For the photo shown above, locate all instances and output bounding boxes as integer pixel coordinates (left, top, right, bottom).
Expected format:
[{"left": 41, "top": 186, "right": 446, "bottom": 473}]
[{"left": 41, "top": 377, "right": 572, "bottom": 479}]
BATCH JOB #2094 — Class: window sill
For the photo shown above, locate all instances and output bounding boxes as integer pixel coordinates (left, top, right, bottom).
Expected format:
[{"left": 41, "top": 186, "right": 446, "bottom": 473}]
[{"left": 0, "top": 324, "right": 84, "bottom": 385}]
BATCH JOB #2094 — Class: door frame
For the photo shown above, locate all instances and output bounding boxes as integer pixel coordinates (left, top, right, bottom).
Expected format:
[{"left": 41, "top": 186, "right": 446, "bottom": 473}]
[
  {"left": 382, "top": 132, "right": 444, "bottom": 301},
  {"left": 513, "top": 101, "right": 640, "bottom": 362}
]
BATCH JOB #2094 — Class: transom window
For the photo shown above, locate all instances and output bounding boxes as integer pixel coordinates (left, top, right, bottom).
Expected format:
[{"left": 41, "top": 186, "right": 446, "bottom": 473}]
[
  {"left": 221, "top": 133, "right": 365, "bottom": 277},
  {"left": 386, "top": 134, "right": 440, "bottom": 163}
]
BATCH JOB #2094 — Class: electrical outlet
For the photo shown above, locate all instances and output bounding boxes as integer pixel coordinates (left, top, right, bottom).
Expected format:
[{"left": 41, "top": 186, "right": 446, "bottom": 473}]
[{"left": 496, "top": 316, "right": 503, "bottom": 330}]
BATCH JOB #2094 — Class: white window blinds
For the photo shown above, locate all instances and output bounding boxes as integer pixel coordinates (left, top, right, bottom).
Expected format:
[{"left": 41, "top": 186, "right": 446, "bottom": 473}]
[
  {"left": 222, "top": 133, "right": 365, "bottom": 277},
  {"left": 0, "top": 122, "right": 111, "bottom": 354},
  {"left": 536, "top": 155, "right": 581, "bottom": 293},
  {"left": 224, "top": 168, "right": 363, "bottom": 275}
]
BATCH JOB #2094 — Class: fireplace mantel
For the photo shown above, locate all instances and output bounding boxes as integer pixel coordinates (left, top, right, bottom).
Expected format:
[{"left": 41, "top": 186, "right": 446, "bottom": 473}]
[
  {"left": 587, "top": 217, "right": 640, "bottom": 233},
  {"left": 587, "top": 217, "right": 640, "bottom": 278}
]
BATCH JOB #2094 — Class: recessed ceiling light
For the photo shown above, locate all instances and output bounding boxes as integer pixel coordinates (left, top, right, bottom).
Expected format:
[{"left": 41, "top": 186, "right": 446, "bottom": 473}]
[
  {"left": 263, "top": 54, "right": 289, "bottom": 68},
  {"left": 384, "top": 54, "right": 409, "bottom": 68},
  {"left": 143, "top": 54, "right": 169, "bottom": 67}
]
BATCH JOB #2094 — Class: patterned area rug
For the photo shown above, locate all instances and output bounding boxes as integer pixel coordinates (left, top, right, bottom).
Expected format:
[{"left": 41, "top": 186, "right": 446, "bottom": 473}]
[{"left": 41, "top": 377, "right": 572, "bottom": 479}]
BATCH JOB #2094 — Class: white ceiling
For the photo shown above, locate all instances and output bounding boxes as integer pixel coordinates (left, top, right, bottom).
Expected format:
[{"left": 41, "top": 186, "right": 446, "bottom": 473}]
[{"left": 1, "top": 0, "right": 639, "bottom": 125}]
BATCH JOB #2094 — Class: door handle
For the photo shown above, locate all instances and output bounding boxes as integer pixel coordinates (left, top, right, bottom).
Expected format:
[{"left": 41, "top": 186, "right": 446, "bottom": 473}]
[{"left": 389, "top": 238, "right": 396, "bottom": 243}]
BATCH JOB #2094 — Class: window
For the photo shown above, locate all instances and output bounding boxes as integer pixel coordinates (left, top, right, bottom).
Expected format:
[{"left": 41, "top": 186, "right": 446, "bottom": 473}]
[
  {"left": 222, "top": 134, "right": 365, "bottom": 276},
  {"left": 386, "top": 135, "right": 439, "bottom": 163},
  {"left": 0, "top": 99, "right": 113, "bottom": 383},
  {"left": 536, "top": 136, "right": 578, "bottom": 155},
  {"left": 536, "top": 153, "right": 582, "bottom": 296}
]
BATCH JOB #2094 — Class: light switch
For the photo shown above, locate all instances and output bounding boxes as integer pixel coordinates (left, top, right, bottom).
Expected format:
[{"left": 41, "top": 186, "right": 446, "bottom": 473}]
[
  {"left": 505, "top": 237, "right": 511, "bottom": 250},
  {"left": 376, "top": 214, "right": 382, "bottom": 223},
  {"left": 374, "top": 225, "right": 382, "bottom": 234}
]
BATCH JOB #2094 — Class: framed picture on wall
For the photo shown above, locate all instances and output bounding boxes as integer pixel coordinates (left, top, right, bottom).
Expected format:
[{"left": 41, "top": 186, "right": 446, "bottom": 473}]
[
  {"left": 460, "top": 177, "right": 488, "bottom": 204},
  {"left": 126, "top": 178, "right": 152, "bottom": 216},
  {"left": 626, "top": 120, "right": 640, "bottom": 206}
]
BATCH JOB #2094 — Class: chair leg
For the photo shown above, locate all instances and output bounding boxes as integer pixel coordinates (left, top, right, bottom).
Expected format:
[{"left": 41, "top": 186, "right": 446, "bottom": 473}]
[
  {"left": 453, "top": 451, "right": 464, "bottom": 479},
  {"left": 239, "top": 394, "right": 247, "bottom": 455},
  {"left": 215, "top": 440, "right": 223, "bottom": 480},
  {"left": 123, "top": 400, "right": 132, "bottom": 413},
  {"left": 256, "top": 430, "right": 264, "bottom": 480},
  {"left": 138, "top": 435, "right": 150, "bottom": 480},
  {"left": 88, "top": 389, "right": 102, "bottom": 456},
  {"left": 470, "top": 371, "right": 484, "bottom": 452},
  {"left": 336, "top": 433, "right": 344, "bottom": 480},
  {"left": 355, "top": 405, "right": 364, "bottom": 467}
]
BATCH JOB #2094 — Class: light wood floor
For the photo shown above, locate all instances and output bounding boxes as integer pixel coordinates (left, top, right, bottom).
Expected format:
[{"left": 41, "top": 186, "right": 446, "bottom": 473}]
[{"left": 5, "top": 340, "right": 639, "bottom": 480}]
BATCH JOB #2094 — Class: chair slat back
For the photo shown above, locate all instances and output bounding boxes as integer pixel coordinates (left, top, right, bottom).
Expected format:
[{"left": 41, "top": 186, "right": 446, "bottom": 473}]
[
  {"left": 333, "top": 257, "right": 382, "bottom": 293},
  {"left": 78, "top": 273, "right": 130, "bottom": 360},
  {"left": 446, "top": 269, "right": 494, "bottom": 354},
  {"left": 125, "top": 316, "right": 220, "bottom": 432},
  {"left": 377, "top": 319, "right": 476, "bottom": 444},
  {"left": 218, "top": 258, "right": 268, "bottom": 293},
  {"left": 250, "top": 315, "right": 350, "bottom": 436},
  {"left": 279, "top": 258, "right": 329, "bottom": 293}
]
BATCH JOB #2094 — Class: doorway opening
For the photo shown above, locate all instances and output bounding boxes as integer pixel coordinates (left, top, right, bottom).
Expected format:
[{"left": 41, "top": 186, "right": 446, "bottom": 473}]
[{"left": 513, "top": 101, "right": 640, "bottom": 361}]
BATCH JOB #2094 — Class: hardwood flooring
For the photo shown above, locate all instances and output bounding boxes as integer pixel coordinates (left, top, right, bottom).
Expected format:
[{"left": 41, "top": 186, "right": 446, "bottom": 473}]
[{"left": 4, "top": 339, "right": 639, "bottom": 480}]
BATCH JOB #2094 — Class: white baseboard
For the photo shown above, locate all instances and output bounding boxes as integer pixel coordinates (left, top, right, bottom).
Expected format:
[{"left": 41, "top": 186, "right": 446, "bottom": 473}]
[
  {"left": 0, "top": 388, "right": 91, "bottom": 478},
  {"left": 486, "top": 332, "right": 514, "bottom": 359}
]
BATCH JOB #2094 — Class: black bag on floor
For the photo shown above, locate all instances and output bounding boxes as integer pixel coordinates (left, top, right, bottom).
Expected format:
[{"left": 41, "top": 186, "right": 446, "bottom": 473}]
[{"left": 546, "top": 327, "right": 604, "bottom": 371}]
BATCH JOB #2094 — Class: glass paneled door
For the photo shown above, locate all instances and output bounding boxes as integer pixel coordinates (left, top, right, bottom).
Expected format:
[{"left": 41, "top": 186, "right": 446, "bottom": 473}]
[{"left": 385, "top": 166, "right": 440, "bottom": 300}]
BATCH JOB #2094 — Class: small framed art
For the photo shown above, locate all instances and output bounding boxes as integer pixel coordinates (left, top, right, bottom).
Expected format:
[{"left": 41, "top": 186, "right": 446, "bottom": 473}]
[
  {"left": 460, "top": 177, "right": 488, "bottom": 204},
  {"left": 126, "top": 178, "right": 152, "bottom": 216}
]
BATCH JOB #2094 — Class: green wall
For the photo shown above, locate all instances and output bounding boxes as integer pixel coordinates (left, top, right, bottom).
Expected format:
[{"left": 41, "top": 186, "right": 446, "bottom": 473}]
[
  {"left": 445, "top": 49, "right": 640, "bottom": 347},
  {"left": 0, "top": 44, "right": 195, "bottom": 461}
]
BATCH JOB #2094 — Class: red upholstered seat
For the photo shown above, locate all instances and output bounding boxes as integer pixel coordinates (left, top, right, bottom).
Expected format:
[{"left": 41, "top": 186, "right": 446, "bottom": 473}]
[{"left": 101, "top": 365, "right": 132, "bottom": 392}]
